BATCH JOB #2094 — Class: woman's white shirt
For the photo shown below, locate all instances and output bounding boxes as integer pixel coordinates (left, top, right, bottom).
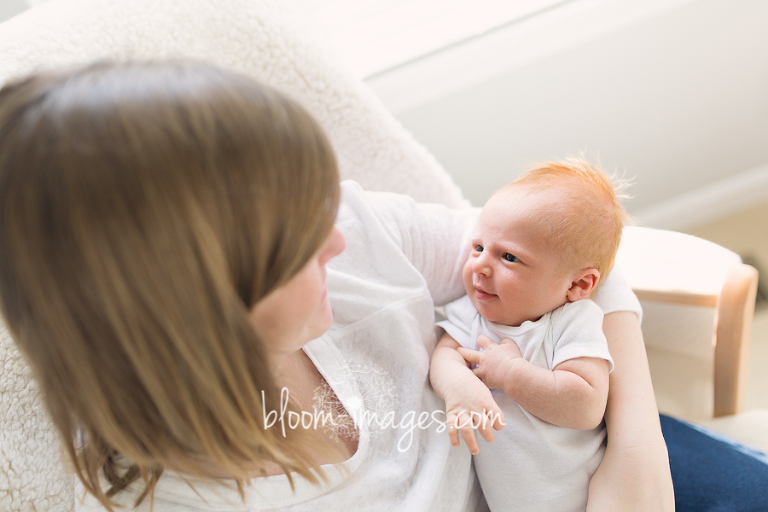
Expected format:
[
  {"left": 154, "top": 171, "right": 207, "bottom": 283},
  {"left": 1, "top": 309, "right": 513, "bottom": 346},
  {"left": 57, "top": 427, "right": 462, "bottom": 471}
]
[{"left": 76, "top": 180, "right": 640, "bottom": 511}]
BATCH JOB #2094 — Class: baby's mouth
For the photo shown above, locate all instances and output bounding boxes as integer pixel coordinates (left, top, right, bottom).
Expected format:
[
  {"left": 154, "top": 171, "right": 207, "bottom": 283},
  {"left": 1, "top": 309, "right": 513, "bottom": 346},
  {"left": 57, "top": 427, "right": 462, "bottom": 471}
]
[{"left": 473, "top": 282, "right": 496, "bottom": 300}]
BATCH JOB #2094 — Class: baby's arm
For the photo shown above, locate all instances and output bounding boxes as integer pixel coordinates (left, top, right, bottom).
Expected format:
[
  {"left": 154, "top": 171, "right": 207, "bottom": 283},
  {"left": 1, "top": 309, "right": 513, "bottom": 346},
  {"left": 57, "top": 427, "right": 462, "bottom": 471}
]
[
  {"left": 460, "top": 336, "right": 609, "bottom": 430},
  {"left": 429, "top": 333, "right": 505, "bottom": 454}
]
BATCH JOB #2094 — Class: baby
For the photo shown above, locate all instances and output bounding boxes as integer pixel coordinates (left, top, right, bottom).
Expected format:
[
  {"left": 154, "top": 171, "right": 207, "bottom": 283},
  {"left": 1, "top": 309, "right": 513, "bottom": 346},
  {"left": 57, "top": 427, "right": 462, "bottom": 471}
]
[{"left": 429, "top": 158, "right": 630, "bottom": 512}]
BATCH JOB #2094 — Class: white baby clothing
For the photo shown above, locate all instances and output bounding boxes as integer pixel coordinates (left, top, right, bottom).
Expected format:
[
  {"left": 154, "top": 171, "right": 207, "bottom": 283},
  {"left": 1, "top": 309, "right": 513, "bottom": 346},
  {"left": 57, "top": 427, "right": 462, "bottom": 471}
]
[{"left": 438, "top": 296, "right": 614, "bottom": 512}]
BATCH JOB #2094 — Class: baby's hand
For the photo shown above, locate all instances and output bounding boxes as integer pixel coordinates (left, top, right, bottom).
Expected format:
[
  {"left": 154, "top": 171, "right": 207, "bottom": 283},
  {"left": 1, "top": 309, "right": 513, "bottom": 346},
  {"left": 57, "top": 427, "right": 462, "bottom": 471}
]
[
  {"left": 458, "top": 335, "right": 522, "bottom": 391},
  {"left": 442, "top": 374, "right": 505, "bottom": 455}
]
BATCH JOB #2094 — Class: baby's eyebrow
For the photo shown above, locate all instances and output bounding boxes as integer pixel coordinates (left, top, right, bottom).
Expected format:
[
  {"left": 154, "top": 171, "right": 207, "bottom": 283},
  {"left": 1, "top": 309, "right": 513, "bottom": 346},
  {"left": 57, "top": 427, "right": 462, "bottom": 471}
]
[{"left": 496, "top": 243, "right": 534, "bottom": 263}]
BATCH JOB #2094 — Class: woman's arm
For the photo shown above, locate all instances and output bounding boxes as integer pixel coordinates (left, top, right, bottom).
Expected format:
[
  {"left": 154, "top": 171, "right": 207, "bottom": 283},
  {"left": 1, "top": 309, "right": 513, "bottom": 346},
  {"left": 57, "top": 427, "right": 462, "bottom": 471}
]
[
  {"left": 355, "top": 184, "right": 479, "bottom": 305},
  {"left": 587, "top": 311, "right": 675, "bottom": 511}
]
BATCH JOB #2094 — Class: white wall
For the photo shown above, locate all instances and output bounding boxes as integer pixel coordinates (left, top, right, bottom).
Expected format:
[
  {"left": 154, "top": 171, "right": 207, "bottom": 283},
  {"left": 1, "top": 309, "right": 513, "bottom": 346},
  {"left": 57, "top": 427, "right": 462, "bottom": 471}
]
[
  {"left": 0, "top": 0, "right": 29, "bottom": 23},
  {"left": 5, "top": 0, "right": 767, "bottom": 230},
  {"left": 368, "top": 0, "right": 768, "bottom": 229}
]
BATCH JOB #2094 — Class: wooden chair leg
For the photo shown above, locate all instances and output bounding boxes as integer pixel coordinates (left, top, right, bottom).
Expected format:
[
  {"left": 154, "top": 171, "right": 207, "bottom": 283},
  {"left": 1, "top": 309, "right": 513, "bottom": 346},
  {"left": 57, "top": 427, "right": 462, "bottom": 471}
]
[{"left": 713, "top": 264, "right": 759, "bottom": 417}]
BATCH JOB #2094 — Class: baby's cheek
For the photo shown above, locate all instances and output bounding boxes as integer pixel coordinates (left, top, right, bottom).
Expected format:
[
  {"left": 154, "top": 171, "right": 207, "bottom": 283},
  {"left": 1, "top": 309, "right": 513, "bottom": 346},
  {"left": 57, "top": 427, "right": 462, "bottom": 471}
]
[
  {"left": 461, "top": 263, "right": 474, "bottom": 294},
  {"left": 474, "top": 302, "right": 500, "bottom": 324}
]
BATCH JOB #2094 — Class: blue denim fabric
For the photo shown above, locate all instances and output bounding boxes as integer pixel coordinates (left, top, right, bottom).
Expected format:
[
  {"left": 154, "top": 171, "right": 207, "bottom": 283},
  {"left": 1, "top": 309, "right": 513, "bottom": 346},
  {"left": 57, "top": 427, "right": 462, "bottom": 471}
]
[{"left": 661, "top": 414, "right": 768, "bottom": 511}]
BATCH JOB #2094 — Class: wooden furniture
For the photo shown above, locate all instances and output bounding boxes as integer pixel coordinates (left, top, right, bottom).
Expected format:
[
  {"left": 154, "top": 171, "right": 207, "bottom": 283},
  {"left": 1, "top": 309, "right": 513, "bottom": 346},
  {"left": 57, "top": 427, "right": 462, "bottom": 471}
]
[{"left": 617, "top": 226, "right": 760, "bottom": 420}]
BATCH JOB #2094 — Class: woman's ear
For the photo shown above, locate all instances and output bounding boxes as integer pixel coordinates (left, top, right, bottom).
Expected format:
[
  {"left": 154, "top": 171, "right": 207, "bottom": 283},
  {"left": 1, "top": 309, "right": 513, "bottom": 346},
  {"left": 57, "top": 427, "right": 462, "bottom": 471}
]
[{"left": 566, "top": 269, "right": 600, "bottom": 302}]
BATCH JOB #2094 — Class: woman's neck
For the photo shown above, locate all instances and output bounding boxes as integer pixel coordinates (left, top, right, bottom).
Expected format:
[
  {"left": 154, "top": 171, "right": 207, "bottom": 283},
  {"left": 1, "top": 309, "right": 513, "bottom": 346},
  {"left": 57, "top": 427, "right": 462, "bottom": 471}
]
[
  {"left": 272, "top": 350, "right": 360, "bottom": 467},
  {"left": 272, "top": 349, "right": 318, "bottom": 406}
]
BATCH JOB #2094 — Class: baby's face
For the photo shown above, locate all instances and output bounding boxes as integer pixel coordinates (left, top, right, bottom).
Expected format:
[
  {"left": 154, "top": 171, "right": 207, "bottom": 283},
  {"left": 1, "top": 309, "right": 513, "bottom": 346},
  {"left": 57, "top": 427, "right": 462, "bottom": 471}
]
[{"left": 462, "top": 187, "right": 575, "bottom": 327}]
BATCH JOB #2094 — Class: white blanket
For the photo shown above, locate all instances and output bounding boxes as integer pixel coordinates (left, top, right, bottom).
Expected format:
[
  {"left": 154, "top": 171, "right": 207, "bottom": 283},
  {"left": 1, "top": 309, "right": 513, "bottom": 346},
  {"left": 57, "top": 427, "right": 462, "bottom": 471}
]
[{"left": 0, "top": 1, "right": 467, "bottom": 510}]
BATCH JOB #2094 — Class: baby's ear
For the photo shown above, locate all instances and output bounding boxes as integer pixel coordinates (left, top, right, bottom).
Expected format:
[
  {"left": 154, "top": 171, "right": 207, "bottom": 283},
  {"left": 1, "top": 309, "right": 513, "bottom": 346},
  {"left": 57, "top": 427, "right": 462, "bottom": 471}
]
[{"left": 566, "top": 269, "right": 600, "bottom": 302}]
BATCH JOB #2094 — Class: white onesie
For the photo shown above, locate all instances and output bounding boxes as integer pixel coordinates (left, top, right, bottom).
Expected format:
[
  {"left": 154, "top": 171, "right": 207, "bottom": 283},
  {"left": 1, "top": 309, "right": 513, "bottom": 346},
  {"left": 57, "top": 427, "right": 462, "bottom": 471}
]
[{"left": 438, "top": 296, "right": 614, "bottom": 512}]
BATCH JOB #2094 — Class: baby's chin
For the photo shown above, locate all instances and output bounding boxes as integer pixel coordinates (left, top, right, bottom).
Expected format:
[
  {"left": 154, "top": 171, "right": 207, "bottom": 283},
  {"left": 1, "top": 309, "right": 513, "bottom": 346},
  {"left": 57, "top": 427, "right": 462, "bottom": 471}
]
[
  {"left": 469, "top": 296, "right": 503, "bottom": 323},
  {"left": 471, "top": 298, "right": 536, "bottom": 327}
]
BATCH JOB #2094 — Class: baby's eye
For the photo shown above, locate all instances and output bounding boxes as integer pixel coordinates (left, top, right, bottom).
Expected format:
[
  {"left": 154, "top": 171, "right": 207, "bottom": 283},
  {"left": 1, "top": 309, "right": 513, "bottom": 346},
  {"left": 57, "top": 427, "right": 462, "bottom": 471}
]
[
  {"left": 475, "top": 244, "right": 484, "bottom": 252},
  {"left": 503, "top": 253, "right": 519, "bottom": 262}
]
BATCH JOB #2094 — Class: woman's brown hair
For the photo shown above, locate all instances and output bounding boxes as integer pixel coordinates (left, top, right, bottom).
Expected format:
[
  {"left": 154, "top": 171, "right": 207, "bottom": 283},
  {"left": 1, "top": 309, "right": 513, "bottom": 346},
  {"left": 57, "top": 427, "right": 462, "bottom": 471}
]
[{"left": 0, "top": 60, "right": 340, "bottom": 509}]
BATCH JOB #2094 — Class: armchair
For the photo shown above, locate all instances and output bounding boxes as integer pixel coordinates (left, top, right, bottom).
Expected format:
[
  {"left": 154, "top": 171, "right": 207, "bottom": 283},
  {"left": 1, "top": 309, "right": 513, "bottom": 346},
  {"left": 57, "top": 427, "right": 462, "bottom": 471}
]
[{"left": 617, "top": 226, "right": 760, "bottom": 421}]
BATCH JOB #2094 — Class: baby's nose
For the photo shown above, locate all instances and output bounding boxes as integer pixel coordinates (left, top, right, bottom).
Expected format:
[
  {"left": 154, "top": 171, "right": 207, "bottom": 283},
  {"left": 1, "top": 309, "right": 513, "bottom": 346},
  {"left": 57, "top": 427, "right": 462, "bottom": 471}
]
[{"left": 472, "top": 255, "right": 492, "bottom": 276}]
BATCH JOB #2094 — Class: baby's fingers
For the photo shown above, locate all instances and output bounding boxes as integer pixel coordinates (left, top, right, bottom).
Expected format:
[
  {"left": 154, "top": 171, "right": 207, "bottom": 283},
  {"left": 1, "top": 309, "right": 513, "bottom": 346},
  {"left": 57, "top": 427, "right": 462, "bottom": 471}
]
[
  {"left": 448, "top": 411, "right": 480, "bottom": 454},
  {"left": 476, "top": 407, "right": 505, "bottom": 443},
  {"left": 472, "top": 366, "right": 486, "bottom": 381},
  {"left": 457, "top": 347, "right": 480, "bottom": 365},
  {"left": 500, "top": 337, "right": 522, "bottom": 357},
  {"left": 447, "top": 422, "right": 461, "bottom": 448},
  {"left": 475, "top": 335, "right": 496, "bottom": 350},
  {"left": 460, "top": 427, "right": 480, "bottom": 455},
  {"left": 476, "top": 420, "right": 495, "bottom": 444},
  {"left": 489, "top": 406, "right": 505, "bottom": 431}
]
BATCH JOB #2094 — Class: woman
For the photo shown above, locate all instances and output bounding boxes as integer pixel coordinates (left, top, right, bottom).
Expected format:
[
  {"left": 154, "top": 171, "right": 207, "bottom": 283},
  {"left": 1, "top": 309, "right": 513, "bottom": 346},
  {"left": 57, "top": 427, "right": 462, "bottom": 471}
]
[{"left": 0, "top": 60, "right": 673, "bottom": 511}]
